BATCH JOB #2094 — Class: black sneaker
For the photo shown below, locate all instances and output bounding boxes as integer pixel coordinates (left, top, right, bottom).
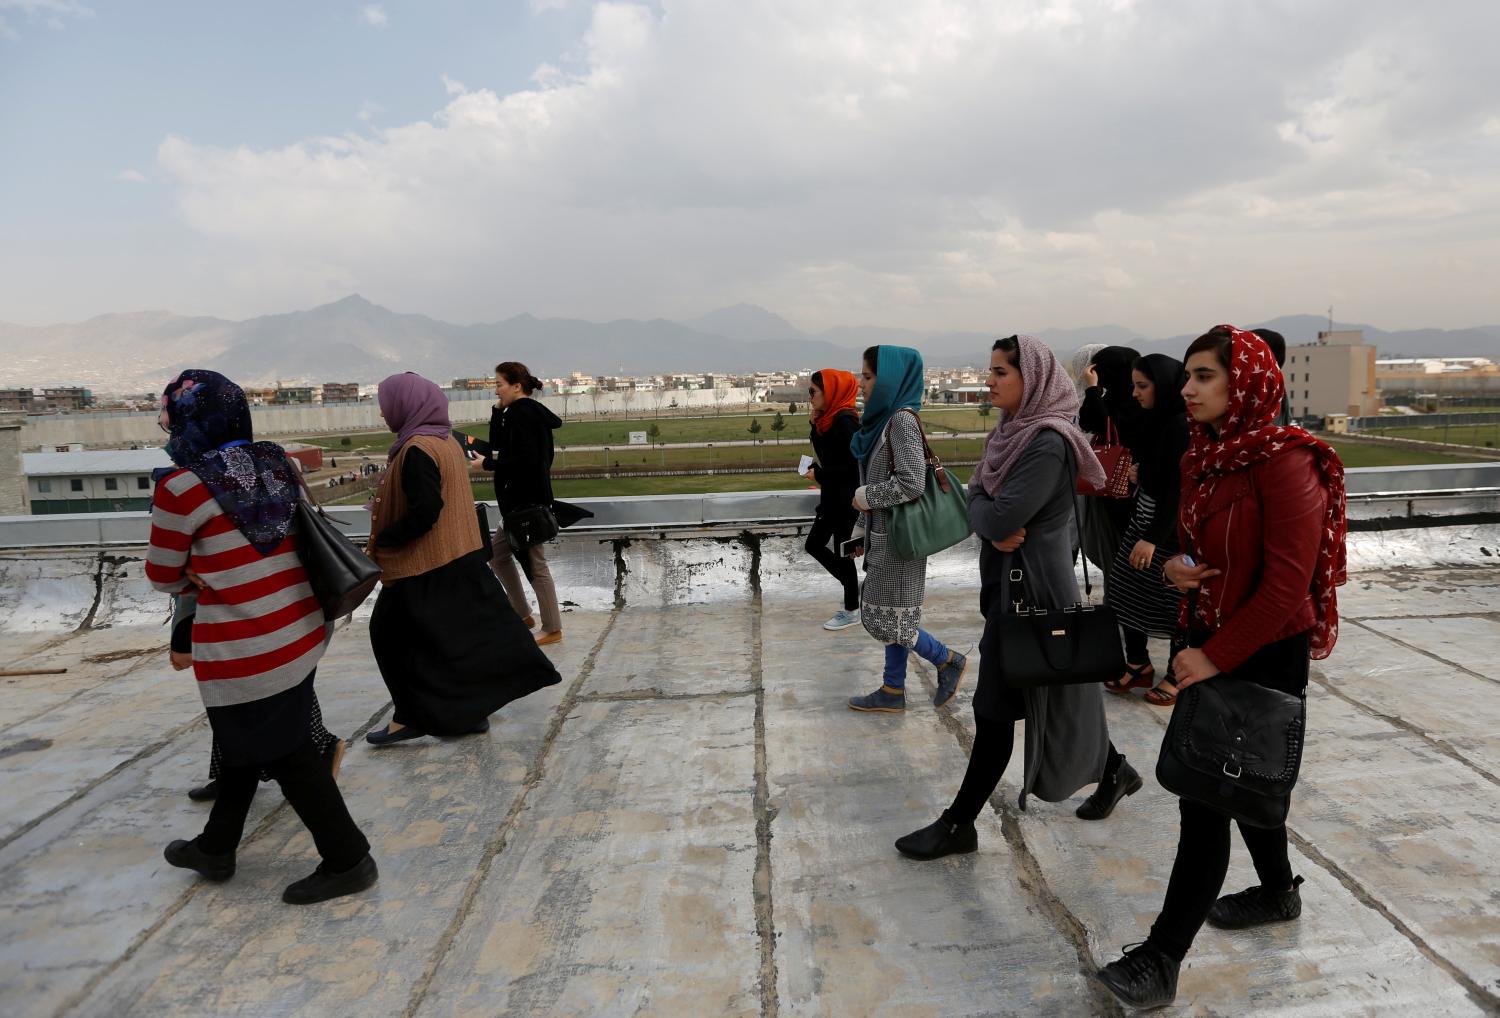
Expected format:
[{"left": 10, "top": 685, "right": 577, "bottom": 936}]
[
  {"left": 894, "top": 816, "right": 978, "bottom": 861},
  {"left": 282, "top": 854, "right": 379, "bottom": 905},
  {"left": 1208, "top": 875, "right": 1304, "bottom": 929},
  {"left": 1075, "top": 757, "right": 1143, "bottom": 821},
  {"left": 1096, "top": 942, "right": 1179, "bottom": 1010},
  {"left": 164, "top": 839, "right": 236, "bottom": 882}
]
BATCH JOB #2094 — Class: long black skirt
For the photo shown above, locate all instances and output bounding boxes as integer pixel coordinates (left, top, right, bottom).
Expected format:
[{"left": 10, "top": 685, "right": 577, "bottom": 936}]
[
  {"left": 207, "top": 670, "right": 316, "bottom": 767},
  {"left": 370, "top": 550, "right": 562, "bottom": 734}
]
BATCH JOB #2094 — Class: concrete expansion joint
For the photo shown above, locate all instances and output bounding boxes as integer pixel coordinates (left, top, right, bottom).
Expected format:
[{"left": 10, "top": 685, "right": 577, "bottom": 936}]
[
  {"left": 1346, "top": 618, "right": 1500, "bottom": 690},
  {"left": 913, "top": 662, "right": 1127, "bottom": 1018},
  {"left": 400, "top": 603, "right": 623, "bottom": 1018},
  {"left": 749, "top": 591, "right": 780, "bottom": 1018},
  {"left": 577, "top": 688, "right": 756, "bottom": 703}
]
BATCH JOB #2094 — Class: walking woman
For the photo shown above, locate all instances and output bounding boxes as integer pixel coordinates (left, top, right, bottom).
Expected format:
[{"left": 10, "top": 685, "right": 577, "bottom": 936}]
[
  {"left": 1077, "top": 345, "right": 1142, "bottom": 597},
  {"left": 471, "top": 362, "right": 567, "bottom": 646},
  {"left": 846, "top": 345, "right": 967, "bottom": 712},
  {"left": 895, "top": 336, "right": 1140, "bottom": 862},
  {"left": 1103, "top": 354, "right": 1190, "bottom": 706},
  {"left": 802, "top": 368, "right": 862, "bottom": 631},
  {"left": 365, "top": 372, "right": 561, "bottom": 746},
  {"left": 1096, "top": 326, "right": 1347, "bottom": 1008},
  {"left": 147, "top": 370, "right": 376, "bottom": 905}
]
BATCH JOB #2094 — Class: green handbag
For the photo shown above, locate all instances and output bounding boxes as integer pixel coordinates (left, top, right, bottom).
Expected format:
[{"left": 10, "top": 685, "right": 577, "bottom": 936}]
[{"left": 884, "top": 409, "right": 973, "bottom": 560}]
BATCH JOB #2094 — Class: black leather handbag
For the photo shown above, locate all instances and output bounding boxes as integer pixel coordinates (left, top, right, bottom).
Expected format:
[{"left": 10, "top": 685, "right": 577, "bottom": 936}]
[
  {"left": 1154, "top": 595, "right": 1307, "bottom": 828},
  {"left": 504, "top": 503, "right": 559, "bottom": 549},
  {"left": 292, "top": 482, "right": 381, "bottom": 620},
  {"left": 982, "top": 558, "right": 1126, "bottom": 688}
]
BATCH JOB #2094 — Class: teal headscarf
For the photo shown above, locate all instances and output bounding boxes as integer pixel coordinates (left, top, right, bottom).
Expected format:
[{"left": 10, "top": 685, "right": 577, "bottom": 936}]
[{"left": 848, "top": 345, "right": 926, "bottom": 464}]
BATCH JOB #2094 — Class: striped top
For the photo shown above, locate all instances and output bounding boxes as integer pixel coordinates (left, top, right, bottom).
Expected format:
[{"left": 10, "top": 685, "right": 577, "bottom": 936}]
[{"left": 145, "top": 468, "right": 328, "bottom": 708}]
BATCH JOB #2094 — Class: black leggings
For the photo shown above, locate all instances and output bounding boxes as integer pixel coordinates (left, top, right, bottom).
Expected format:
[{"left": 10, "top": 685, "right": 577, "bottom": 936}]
[
  {"left": 805, "top": 512, "right": 859, "bottom": 611},
  {"left": 1146, "top": 798, "right": 1293, "bottom": 962},
  {"left": 198, "top": 740, "right": 370, "bottom": 872},
  {"left": 943, "top": 711, "right": 1123, "bottom": 826}
]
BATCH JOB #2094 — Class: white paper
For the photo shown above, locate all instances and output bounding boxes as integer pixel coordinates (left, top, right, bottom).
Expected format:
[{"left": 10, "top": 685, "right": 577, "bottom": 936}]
[{"left": 797, "top": 455, "right": 814, "bottom": 475}]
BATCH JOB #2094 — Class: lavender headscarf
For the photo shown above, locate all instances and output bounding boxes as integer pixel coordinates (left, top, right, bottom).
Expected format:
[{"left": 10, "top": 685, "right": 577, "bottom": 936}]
[
  {"left": 378, "top": 372, "right": 452, "bottom": 461},
  {"left": 970, "top": 335, "right": 1106, "bottom": 498}
]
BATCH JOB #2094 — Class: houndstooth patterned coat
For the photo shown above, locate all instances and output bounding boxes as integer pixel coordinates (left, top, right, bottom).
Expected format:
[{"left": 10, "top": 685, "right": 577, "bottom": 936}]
[{"left": 856, "top": 410, "right": 930, "bottom": 647}]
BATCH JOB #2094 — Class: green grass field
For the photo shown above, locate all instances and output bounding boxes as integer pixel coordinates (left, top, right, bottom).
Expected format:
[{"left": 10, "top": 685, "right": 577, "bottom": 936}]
[
  {"left": 1358, "top": 424, "right": 1500, "bottom": 450},
  {"left": 1321, "top": 438, "right": 1482, "bottom": 468}
]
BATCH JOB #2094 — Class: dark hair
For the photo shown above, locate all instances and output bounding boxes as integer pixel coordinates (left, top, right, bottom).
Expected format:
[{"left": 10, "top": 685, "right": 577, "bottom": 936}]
[
  {"left": 809, "top": 370, "right": 824, "bottom": 393},
  {"left": 992, "top": 335, "right": 1020, "bottom": 373},
  {"left": 495, "top": 361, "right": 542, "bottom": 394},
  {"left": 862, "top": 346, "right": 879, "bottom": 374},
  {"left": 1184, "top": 326, "right": 1233, "bottom": 371},
  {"left": 1251, "top": 328, "right": 1286, "bottom": 367}
]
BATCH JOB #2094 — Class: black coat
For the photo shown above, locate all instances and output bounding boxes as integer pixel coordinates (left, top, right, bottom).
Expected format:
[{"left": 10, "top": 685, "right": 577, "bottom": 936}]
[
  {"left": 478, "top": 398, "right": 562, "bottom": 515},
  {"left": 809, "top": 412, "right": 860, "bottom": 519}
]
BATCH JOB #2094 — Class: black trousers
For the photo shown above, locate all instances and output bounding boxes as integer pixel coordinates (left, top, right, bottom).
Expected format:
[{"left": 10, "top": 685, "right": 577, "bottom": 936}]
[
  {"left": 1122, "top": 627, "right": 1186, "bottom": 674},
  {"left": 198, "top": 740, "right": 370, "bottom": 873},
  {"left": 944, "top": 709, "right": 1122, "bottom": 826},
  {"left": 805, "top": 511, "right": 859, "bottom": 611},
  {"left": 1146, "top": 798, "right": 1293, "bottom": 962}
]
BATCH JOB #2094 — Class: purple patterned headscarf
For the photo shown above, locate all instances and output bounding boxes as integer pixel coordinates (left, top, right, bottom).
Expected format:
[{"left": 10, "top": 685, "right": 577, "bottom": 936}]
[
  {"left": 970, "top": 335, "right": 1106, "bottom": 498},
  {"left": 378, "top": 372, "right": 452, "bottom": 461}
]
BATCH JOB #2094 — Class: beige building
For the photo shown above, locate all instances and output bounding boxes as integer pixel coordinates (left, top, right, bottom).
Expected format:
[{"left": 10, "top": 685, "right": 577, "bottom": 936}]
[
  {"left": 1284, "top": 329, "right": 1381, "bottom": 420},
  {"left": 0, "top": 414, "right": 26, "bottom": 515},
  {"left": 1375, "top": 357, "right": 1500, "bottom": 398}
]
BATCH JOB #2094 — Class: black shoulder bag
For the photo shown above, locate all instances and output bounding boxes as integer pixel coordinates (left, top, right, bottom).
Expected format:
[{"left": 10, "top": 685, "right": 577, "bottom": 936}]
[
  {"left": 979, "top": 488, "right": 1126, "bottom": 689},
  {"left": 1154, "top": 591, "right": 1307, "bottom": 828},
  {"left": 292, "top": 476, "right": 381, "bottom": 620}
]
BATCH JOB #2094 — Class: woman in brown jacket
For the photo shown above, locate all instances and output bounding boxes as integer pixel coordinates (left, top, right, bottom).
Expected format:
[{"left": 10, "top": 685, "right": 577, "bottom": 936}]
[{"left": 364, "top": 372, "right": 560, "bottom": 745}]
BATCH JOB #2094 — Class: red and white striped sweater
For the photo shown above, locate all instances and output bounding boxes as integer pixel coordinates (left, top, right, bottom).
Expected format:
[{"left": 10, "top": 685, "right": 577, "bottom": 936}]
[{"left": 146, "top": 468, "right": 328, "bottom": 707}]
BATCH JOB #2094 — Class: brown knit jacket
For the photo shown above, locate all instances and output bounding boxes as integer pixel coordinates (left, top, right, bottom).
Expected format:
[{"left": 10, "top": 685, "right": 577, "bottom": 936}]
[{"left": 367, "top": 434, "right": 483, "bottom": 582}]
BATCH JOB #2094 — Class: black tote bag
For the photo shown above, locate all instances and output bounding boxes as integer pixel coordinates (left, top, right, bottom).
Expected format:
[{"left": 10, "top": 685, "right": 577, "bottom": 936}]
[{"left": 292, "top": 482, "right": 381, "bottom": 620}]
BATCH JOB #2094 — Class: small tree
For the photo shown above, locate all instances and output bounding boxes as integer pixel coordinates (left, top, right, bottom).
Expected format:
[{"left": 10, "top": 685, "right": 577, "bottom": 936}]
[
  {"left": 770, "top": 411, "right": 786, "bottom": 444},
  {"left": 647, "top": 421, "right": 661, "bottom": 442},
  {"left": 340, "top": 437, "right": 352, "bottom": 447},
  {"left": 977, "top": 402, "right": 992, "bottom": 420},
  {"left": 747, "top": 418, "right": 762, "bottom": 437},
  {"left": 787, "top": 401, "right": 798, "bottom": 414}
]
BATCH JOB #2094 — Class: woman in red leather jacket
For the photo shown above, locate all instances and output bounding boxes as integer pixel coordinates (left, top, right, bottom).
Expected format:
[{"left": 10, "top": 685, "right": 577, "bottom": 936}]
[{"left": 1096, "top": 325, "right": 1347, "bottom": 1009}]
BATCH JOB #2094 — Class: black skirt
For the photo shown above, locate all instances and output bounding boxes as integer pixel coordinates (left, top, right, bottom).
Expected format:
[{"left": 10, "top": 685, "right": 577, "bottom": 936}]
[
  {"left": 370, "top": 550, "right": 562, "bottom": 734},
  {"left": 207, "top": 671, "right": 316, "bottom": 767}
]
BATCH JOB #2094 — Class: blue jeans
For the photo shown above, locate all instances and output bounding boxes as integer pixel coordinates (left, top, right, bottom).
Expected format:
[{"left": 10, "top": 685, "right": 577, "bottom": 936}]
[{"left": 882, "top": 630, "right": 950, "bottom": 689}]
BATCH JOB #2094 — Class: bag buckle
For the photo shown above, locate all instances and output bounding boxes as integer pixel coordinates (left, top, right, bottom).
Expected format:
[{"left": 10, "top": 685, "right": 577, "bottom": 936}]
[
  {"left": 1222, "top": 760, "right": 1242, "bottom": 779},
  {"left": 1012, "top": 601, "right": 1029, "bottom": 616},
  {"left": 1009, "top": 569, "right": 1024, "bottom": 582}
]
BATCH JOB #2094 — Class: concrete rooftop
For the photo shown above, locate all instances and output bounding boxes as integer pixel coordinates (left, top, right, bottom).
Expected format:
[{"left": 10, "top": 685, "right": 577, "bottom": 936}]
[{"left": 1, "top": 525, "right": 1499, "bottom": 1017}]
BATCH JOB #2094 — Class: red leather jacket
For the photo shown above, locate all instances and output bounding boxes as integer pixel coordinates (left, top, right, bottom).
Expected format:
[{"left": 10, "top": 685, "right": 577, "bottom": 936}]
[{"left": 1178, "top": 446, "right": 1327, "bottom": 674}]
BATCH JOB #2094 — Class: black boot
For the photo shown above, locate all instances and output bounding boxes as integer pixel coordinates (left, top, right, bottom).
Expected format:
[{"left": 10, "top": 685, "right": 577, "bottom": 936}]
[
  {"left": 1075, "top": 756, "right": 1143, "bottom": 820},
  {"left": 1208, "top": 875, "right": 1304, "bottom": 929},
  {"left": 164, "top": 839, "right": 236, "bottom": 882},
  {"left": 282, "top": 854, "right": 379, "bottom": 905},
  {"left": 1096, "top": 942, "right": 1179, "bottom": 1009},
  {"left": 894, "top": 815, "right": 978, "bottom": 861},
  {"left": 187, "top": 780, "right": 219, "bottom": 802}
]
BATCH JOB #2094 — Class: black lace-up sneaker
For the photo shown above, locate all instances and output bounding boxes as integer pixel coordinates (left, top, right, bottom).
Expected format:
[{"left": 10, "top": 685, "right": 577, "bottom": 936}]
[
  {"left": 1208, "top": 875, "right": 1305, "bottom": 929},
  {"left": 1096, "top": 942, "right": 1179, "bottom": 1010}
]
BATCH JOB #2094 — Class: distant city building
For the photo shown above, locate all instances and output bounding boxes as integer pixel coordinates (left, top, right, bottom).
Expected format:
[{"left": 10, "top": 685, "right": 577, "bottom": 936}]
[
  {"left": 1376, "top": 357, "right": 1500, "bottom": 399},
  {"left": 273, "top": 385, "right": 315, "bottom": 405},
  {"left": 242, "top": 386, "right": 278, "bottom": 404},
  {"left": 452, "top": 377, "right": 493, "bottom": 391},
  {"left": 1285, "top": 329, "right": 1382, "bottom": 420},
  {"left": 321, "top": 381, "right": 361, "bottom": 403},
  {"left": 0, "top": 414, "right": 25, "bottom": 514},
  {"left": 939, "top": 385, "right": 990, "bottom": 405},
  {"left": 0, "top": 386, "right": 94, "bottom": 413}
]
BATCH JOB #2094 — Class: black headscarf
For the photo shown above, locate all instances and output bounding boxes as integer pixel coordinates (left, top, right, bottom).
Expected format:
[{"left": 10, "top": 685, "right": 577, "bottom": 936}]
[
  {"left": 158, "top": 370, "right": 301, "bottom": 555},
  {"left": 1130, "top": 353, "right": 1189, "bottom": 500}
]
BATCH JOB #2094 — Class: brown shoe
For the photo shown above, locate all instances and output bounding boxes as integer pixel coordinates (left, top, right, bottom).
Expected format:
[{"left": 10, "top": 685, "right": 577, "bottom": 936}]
[
  {"left": 327, "top": 739, "right": 347, "bottom": 782},
  {"left": 521, "top": 615, "right": 536, "bottom": 629},
  {"left": 535, "top": 630, "right": 562, "bottom": 647}
]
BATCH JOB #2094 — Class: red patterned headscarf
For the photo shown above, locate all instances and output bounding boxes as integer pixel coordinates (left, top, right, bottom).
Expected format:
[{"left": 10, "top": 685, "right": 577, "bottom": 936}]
[{"left": 1179, "top": 326, "right": 1348, "bottom": 659}]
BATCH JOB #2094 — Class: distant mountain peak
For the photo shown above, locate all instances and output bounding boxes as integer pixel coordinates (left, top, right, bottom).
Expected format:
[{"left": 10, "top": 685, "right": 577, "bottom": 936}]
[{"left": 685, "top": 304, "right": 805, "bottom": 343}]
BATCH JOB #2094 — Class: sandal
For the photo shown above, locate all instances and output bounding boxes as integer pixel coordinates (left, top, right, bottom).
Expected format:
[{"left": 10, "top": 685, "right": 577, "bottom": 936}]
[
  {"left": 1105, "top": 662, "right": 1155, "bottom": 695},
  {"left": 1144, "top": 677, "right": 1178, "bottom": 707}
]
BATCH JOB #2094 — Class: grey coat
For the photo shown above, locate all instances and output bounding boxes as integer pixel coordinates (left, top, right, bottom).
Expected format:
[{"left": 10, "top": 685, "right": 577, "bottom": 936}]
[
  {"left": 855, "top": 409, "right": 930, "bottom": 647},
  {"left": 969, "top": 429, "right": 1111, "bottom": 807}
]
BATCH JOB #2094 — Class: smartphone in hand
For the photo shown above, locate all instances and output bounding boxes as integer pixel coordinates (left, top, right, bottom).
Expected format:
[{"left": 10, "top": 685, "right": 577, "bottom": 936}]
[{"left": 840, "top": 536, "right": 865, "bottom": 558}]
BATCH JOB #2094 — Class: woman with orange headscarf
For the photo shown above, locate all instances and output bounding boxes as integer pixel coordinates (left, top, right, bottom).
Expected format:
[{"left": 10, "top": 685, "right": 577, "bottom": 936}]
[{"left": 802, "top": 369, "right": 862, "bottom": 630}]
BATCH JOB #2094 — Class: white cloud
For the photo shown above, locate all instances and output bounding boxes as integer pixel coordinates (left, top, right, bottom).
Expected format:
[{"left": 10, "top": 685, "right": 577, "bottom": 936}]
[
  {"left": 117, "top": 168, "right": 147, "bottom": 183},
  {"left": 356, "top": 100, "right": 384, "bottom": 123},
  {"left": 360, "top": 4, "right": 387, "bottom": 28},
  {"left": 150, "top": 0, "right": 1500, "bottom": 332},
  {"left": 0, "top": 0, "right": 92, "bottom": 39}
]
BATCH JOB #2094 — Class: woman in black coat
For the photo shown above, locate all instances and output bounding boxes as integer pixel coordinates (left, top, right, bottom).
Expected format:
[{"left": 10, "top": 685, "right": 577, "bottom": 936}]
[
  {"left": 1077, "top": 345, "right": 1142, "bottom": 599},
  {"left": 802, "top": 368, "right": 862, "bottom": 630},
  {"left": 469, "top": 362, "right": 566, "bottom": 646}
]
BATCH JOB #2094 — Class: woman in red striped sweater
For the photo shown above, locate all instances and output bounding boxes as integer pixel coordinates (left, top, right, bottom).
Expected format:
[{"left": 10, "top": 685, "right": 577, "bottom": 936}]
[{"left": 146, "top": 370, "right": 377, "bottom": 905}]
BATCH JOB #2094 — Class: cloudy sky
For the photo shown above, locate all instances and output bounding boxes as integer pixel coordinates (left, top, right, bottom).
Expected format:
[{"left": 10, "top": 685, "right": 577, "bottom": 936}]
[{"left": 2, "top": 0, "right": 1498, "bottom": 334}]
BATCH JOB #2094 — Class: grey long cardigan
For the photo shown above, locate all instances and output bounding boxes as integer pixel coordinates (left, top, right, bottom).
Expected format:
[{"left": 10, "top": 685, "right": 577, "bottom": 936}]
[
  {"left": 969, "top": 429, "right": 1110, "bottom": 807},
  {"left": 855, "top": 410, "right": 929, "bottom": 647}
]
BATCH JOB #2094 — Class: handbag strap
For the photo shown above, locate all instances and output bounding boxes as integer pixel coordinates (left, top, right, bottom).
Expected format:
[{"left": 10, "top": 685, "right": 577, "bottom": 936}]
[
  {"left": 292, "top": 470, "right": 349, "bottom": 527},
  {"left": 884, "top": 408, "right": 952, "bottom": 492}
]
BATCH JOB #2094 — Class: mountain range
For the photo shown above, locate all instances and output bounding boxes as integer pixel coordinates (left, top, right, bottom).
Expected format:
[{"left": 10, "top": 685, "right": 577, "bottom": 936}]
[{"left": 1, "top": 295, "right": 1496, "bottom": 392}]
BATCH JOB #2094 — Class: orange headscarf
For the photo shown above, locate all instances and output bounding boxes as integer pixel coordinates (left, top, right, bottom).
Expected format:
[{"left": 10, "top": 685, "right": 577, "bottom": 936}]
[{"left": 811, "top": 368, "right": 860, "bottom": 434}]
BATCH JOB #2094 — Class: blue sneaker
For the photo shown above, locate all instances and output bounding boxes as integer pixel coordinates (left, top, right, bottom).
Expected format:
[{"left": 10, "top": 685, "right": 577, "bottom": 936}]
[
  {"left": 848, "top": 685, "right": 906, "bottom": 713},
  {"left": 934, "top": 650, "right": 968, "bottom": 707},
  {"left": 823, "top": 608, "right": 862, "bottom": 631}
]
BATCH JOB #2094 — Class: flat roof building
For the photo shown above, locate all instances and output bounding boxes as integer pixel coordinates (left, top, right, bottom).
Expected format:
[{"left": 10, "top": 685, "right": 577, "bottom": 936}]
[
  {"left": 1284, "top": 329, "right": 1382, "bottom": 421},
  {"left": 22, "top": 448, "right": 172, "bottom": 514}
]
